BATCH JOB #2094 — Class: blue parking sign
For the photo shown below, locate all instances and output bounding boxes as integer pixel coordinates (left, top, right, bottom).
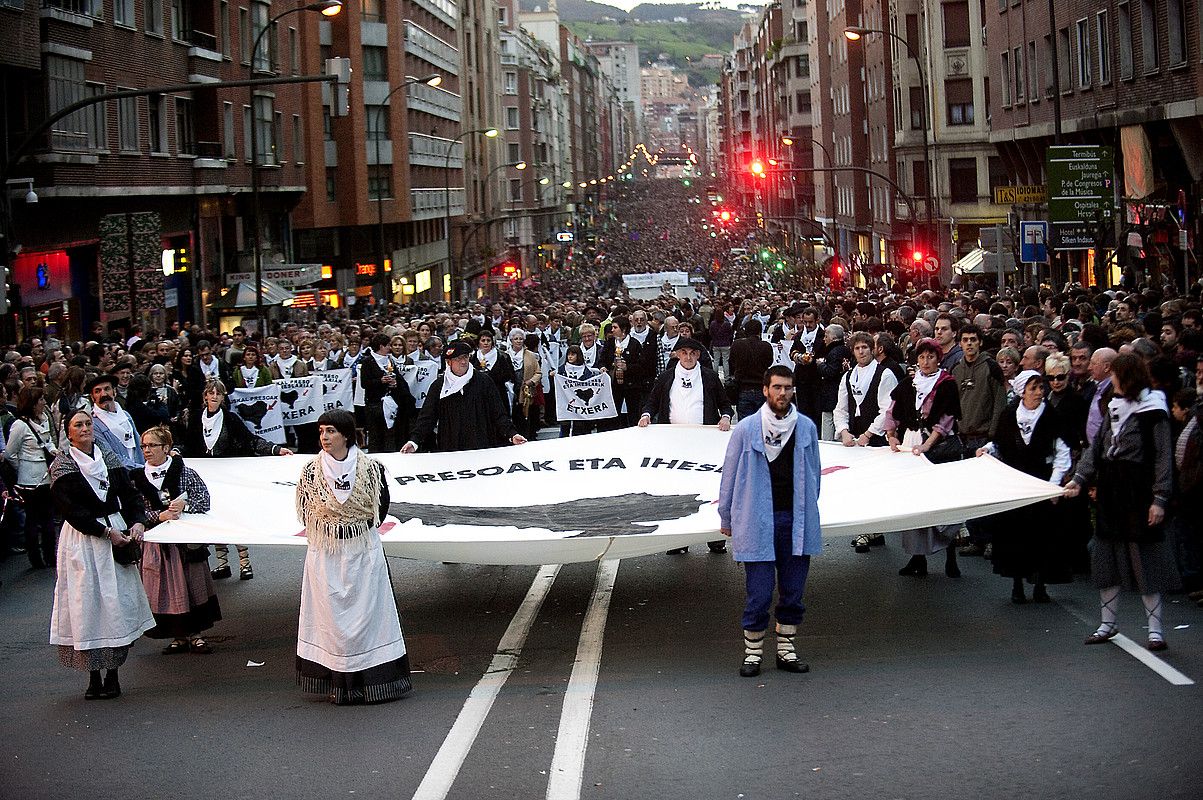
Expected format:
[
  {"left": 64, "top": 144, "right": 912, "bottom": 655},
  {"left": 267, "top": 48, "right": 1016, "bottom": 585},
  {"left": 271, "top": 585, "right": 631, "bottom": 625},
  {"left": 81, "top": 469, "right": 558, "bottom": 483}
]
[{"left": 1020, "top": 221, "right": 1049, "bottom": 263}]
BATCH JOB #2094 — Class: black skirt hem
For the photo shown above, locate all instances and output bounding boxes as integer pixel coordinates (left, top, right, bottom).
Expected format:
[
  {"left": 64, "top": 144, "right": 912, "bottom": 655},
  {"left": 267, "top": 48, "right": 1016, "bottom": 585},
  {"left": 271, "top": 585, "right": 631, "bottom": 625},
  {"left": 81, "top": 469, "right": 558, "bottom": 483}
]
[
  {"left": 144, "top": 596, "right": 223, "bottom": 639},
  {"left": 296, "top": 653, "right": 412, "bottom": 705}
]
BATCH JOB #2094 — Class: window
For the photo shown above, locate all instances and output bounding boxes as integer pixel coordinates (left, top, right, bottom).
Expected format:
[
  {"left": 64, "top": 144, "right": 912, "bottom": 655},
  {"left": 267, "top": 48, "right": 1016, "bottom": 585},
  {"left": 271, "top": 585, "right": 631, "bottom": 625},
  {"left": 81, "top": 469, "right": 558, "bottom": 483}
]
[
  {"left": 223, "top": 101, "right": 235, "bottom": 158},
  {"left": 221, "top": 1, "right": 230, "bottom": 57},
  {"left": 905, "top": 14, "right": 920, "bottom": 55},
  {"left": 1118, "top": 3, "right": 1134, "bottom": 79},
  {"left": 988, "top": 156, "right": 1008, "bottom": 193},
  {"left": 114, "top": 0, "right": 132, "bottom": 26},
  {"left": 47, "top": 56, "right": 88, "bottom": 151},
  {"left": 289, "top": 27, "right": 299, "bottom": 74},
  {"left": 1027, "top": 41, "right": 1039, "bottom": 99},
  {"left": 912, "top": 160, "right": 928, "bottom": 196},
  {"left": 367, "top": 106, "right": 389, "bottom": 140},
  {"left": 1043, "top": 34, "right": 1055, "bottom": 96},
  {"left": 505, "top": 106, "right": 520, "bottom": 129},
  {"left": 322, "top": 109, "right": 333, "bottom": 141},
  {"left": 1013, "top": 46, "right": 1024, "bottom": 102},
  {"left": 497, "top": 6, "right": 507, "bottom": 25},
  {"left": 948, "top": 158, "right": 978, "bottom": 203},
  {"left": 1097, "top": 12, "right": 1112, "bottom": 83},
  {"left": 251, "top": 1, "right": 272, "bottom": 72},
  {"left": 368, "top": 166, "right": 392, "bottom": 200},
  {"left": 118, "top": 93, "right": 139, "bottom": 152},
  {"left": 146, "top": 0, "right": 162, "bottom": 34},
  {"left": 1140, "top": 0, "right": 1158, "bottom": 71},
  {"left": 504, "top": 71, "right": 518, "bottom": 95},
  {"left": 86, "top": 83, "right": 108, "bottom": 150},
  {"left": 1000, "top": 51, "right": 1011, "bottom": 105},
  {"left": 362, "top": 46, "right": 387, "bottom": 81},
  {"left": 942, "top": 2, "right": 970, "bottom": 48},
  {"left": 175, "top": 97, "right": 195, "bottom": 155},
  {"left": 509, "top": 178, "right": 522, "bottom": 202},
  {"left": 274, "top": 110, "right": 283, "bottom": 163},
  {"left": 1076, "top": 19, "right": 1091, "bottom": 87},
  {"left": 1058, "top": 27, "right": 1072, "bottom": 90},
  {"left": 171, "top": 0, "right": 190, "bottom": 41},
  {"left": 909, "top": 86, "right": 924, "bottom": 128},
  {"left": 243, "top": 105, "right": 252, "bottom": 161},
  {"left": 292, "top": 115, "right": 303, "bottom": 164},
  {"left": 361, "top": 0, "right": 383, "bottom": 23},
  {"left": 945, "top": 79, "right": 974, "bottom": 125},
  {"left": 1168, "top": 0, "right": 1187, "bottom": 65},
  {"left": 239, "top": 8, "right": 250, "bottom": 64},
  {"left": 148, "top": 94, "right": 167, "bottom": 152},
  {"left": 506, "top": 142, "right": 521, "bottom": 162},
  {"left": 325, "top": 170, "right": 336, "bottom": 202},
  {"left": 247, "top": 95, "right": 275, "bottom": 163}
]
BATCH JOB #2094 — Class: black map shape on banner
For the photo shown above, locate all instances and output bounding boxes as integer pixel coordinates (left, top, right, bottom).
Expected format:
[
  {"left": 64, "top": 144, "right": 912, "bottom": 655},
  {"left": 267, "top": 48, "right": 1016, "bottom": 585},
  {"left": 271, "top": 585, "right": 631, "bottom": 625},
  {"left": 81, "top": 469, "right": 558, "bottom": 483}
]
[
  {"left": 236, "top": 400, "right": 269, "bottom": 427},
  {"left": 280, "top": 389, "right": 299, "bottom": 407},
  {"left": 574, "top": 388, "right": 595, "bottom": 403},
  {"left": 389, "top": 493, "right": 705, "bottom": 538}
]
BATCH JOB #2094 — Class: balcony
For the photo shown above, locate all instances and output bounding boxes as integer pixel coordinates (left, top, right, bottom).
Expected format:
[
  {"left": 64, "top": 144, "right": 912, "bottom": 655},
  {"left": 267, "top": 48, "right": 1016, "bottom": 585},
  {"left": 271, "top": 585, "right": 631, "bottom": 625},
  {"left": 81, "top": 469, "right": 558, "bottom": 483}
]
[
  {"left": 409, "top": 0, "right": 457, "bottom": 30},
  {"left": 41, "top": 0, "right": 96, "bottom": 24},
  {"left": 406, "top": 82, "right": 462, "bottom": 122},
  {"left": 408, "top": 132, "right": 462, "bottom": 168},
  {"left": 404, "top": 21, "right": 459, "bottom": 73},
  {"left": 411, "top": 187, "right": 465, "bottom": 219}
]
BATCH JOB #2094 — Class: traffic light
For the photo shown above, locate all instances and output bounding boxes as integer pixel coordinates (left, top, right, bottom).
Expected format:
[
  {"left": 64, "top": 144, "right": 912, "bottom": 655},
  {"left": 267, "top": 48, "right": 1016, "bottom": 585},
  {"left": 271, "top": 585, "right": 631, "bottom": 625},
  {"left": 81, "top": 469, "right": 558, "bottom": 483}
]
[
  {"left": 719, "top": 210, "right": 732, "bottom": 223},
  {"left": 911, "top": 248, "right": 925, "bottom": 267},
  {"left": 760, "top": 248, "right": 771, "bottom": 261},
  {"left": 174, "top": 246, "right": 189, "bottom": 273},
  {"left": 750, "top": 160, "right": 765, "bottom": 178}
]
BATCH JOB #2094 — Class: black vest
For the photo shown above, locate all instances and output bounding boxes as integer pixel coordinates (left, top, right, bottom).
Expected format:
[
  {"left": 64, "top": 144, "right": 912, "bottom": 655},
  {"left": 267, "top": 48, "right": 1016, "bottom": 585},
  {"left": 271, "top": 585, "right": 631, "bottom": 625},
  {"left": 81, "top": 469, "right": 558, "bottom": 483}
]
[
  {"left": 845, "top": 363, "right": 886, "bottom": 438},
  {"left": 994, "top": 404, "right": 1060, "bottom": 481},
  {"left": 768, "top": 434, "right": 796, "bottom": 511}
]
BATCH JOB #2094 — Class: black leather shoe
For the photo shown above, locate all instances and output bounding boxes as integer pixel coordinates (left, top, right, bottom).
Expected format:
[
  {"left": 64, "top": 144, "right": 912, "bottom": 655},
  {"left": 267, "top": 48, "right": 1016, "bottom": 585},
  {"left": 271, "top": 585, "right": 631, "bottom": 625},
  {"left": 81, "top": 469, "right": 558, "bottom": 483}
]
[
  {"left": 707, "top": 543, "right": 727, "bottom": 554},
  {"left": 665, "top": 548, "right": 688, "bottom": 556},
  {"left": 211, "top": 565, "right": 231, "bottom": 580},
  {"left": 100, "top": 670, "right": 121, "bottom": 699},
  {"left": 945, "top": 558, "right": 961, "bottom": 579},
  {"left": 1011, "top": 589, "right": 1028, "bottom": 604},
  {"left": 739, "top": 661, "right": 761, "bottom": 678},
  {"left": 1032, "top": 586, "right": 1051, "bottom": 603},
  {"left": 775, "top": 656, "right": 810, "bottom": 673},
  {"left": 84, "top": 673, "right": 104, "bottom": 700},
  {"left": 239, "top": 565, "right": 254, "bottom": 580},
  {"left": 898, "top": 556, "right": 927, "bottom": 576}
]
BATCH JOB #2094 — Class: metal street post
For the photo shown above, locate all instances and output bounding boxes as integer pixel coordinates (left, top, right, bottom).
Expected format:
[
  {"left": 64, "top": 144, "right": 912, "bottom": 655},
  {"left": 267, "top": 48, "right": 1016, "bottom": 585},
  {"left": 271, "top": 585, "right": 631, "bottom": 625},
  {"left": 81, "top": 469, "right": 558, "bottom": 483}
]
[{"left": 443, "top": 127, "right": 498, "bottom": 303}]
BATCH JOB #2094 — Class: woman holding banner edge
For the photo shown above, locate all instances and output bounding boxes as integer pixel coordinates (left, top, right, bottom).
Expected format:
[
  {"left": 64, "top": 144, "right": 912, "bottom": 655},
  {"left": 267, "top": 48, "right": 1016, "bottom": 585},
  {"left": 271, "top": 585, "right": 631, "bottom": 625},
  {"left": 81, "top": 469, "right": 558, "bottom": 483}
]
[{"left": 182, "top": 379, "right": 292, "bottom": 580}]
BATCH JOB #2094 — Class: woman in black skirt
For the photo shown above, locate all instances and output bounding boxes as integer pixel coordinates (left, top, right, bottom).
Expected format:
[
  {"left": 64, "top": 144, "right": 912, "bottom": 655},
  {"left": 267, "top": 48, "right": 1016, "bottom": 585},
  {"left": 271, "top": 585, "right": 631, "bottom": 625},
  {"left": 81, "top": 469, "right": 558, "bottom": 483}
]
[{"left": 1064, "top": 354, "right": 1178, "bottom": 651}]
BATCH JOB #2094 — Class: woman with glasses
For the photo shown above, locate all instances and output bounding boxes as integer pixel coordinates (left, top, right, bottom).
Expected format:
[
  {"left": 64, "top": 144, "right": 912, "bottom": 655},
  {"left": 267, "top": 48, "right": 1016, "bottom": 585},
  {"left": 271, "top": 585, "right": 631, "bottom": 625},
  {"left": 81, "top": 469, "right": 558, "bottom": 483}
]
[
  {"left": 1045, "top": 352, "right": 1092, "bottom": 572},
  {"left": 131, "top": 426, "right": 221, "bottom": 655}
]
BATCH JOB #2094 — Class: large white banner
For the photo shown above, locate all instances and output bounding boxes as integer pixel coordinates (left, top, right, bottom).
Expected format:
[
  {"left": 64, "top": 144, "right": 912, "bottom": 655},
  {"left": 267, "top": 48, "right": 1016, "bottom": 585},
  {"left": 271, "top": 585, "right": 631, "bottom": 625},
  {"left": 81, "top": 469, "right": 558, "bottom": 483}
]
[
  {"left": 400, "top": 361, "right": 440, "bottom": 408},
  {"left": 276, "top": 375, "right": 319, "bottom": 425},
  {"left": 229, "top": 383, "right": 285, "bottom": 444},
  {"left": 148, "top": 427, "right": 1062, "bottom": 565},
  {"left": 622, "top": 271, "right": 689, "bottom": 289},
  {"left": 554, "top": 372, "right": 618, "bottom": 421},
  {"left": 319, "top": 368, "right": 353, "bottom": 413}
]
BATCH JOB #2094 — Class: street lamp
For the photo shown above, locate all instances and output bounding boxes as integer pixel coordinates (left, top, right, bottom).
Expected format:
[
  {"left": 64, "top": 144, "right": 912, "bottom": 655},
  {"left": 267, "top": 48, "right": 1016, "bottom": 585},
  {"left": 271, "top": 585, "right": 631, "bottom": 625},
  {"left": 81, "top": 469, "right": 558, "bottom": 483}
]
[
  {"left": 444, "top": 127, "right": 498, "bottom": 301},
  {"left": 844, "top": 25, "right": 935, "bottom": 257},
  {"left": 373, "top": 73, "right": 441, "bottom": 306},
  {"left": 249, "top": 0, "right": 342, "bottom": 336}
]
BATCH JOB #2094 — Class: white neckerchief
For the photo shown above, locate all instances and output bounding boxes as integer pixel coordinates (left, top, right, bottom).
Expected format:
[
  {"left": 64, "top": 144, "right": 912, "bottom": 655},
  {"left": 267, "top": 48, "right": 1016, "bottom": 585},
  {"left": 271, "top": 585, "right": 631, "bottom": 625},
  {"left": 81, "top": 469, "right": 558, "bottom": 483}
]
[
  {"left": 564, "top": 363, "right": 585, "bottom": 379},
  {"left": 780, "top": 323, "right": 798, "bottom": 339},
  {"left": 93, "top": 405, "right": 135, "bottom": 449},
  {"left": 371, "top": 350, "right": 392, "bottom": 372},
  {"left": 1015, "top": 401, "right": 1045, "bottom": 445},
  {"left": 328, "top": 348, "right": 344, "bottom": 363},
  {"left": 848, "top": 362, "right": 876, "bottom": 410},
  {"left": 440, "top": 364, "right": 476, "bottom": 399},
  {"left": 509, "top": 347, "right": 525, "bottom": 372},
  {"left": 276, "top": 354, "right": 298, "bottom": 378},
  {"left": 799, "top": 325, "right": 818, "bottom": 352},
  {"left": 144, "top": 456, "right": 173, "bottom": 491},
  {"left": 202, "top": 407, "right": 224, "bottom": 452},
  {"left": 320, "top": 445, "right": 359, "bottom": 503},
  {"left": 581, "top": 342, "right": 598, "bottom": 366},
  {"left": 1107, "top": 388, "right": 1167, "bottom": 455},
  {"left": 669, "top": 363, "right": 704, "bottom": 425},
  {"left": 913, "top": 370, "right": 940, "bottom": 411},
  {"left": 631, "top": 327, "right": 650, "bottom": 344},
  {"left": 199, "top": 356, "right": 220, "bottom": 378},
  {"left": 240, "top": 365, "right": 260, "bottom": 386},
  {"left": 70, "top": 445, "right": 110, "bottom": 502},
  {"left": 478, "top": 348, "right": 498, "bottom": 370},
  {"left": 661, "top": 334, "right": 679, "bottom": 353},
  {"left": 615, "top": 336, "right": 631, "bottom": 353},
  {"left": 760, "top": 403, "right": 799, "bottom": 462}
]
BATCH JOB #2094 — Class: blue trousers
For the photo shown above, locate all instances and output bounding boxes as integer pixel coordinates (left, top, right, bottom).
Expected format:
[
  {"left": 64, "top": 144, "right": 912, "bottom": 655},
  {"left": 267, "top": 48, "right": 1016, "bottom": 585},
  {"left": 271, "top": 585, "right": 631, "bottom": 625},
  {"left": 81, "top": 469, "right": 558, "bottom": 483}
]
[{"left": 742, "top": 510, "right": 811, "bottom": 631}]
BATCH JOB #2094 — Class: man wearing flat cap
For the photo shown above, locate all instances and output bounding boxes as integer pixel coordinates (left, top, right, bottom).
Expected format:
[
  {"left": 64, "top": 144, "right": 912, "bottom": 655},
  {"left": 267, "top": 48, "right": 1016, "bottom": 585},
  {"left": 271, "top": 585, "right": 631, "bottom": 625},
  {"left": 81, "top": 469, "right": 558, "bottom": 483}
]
[
  {"left": 88, "top": 373, "right": 144, "bottom": 468},
  {"left": 401, "top": 340, "right": 525, "bottom": 453}
]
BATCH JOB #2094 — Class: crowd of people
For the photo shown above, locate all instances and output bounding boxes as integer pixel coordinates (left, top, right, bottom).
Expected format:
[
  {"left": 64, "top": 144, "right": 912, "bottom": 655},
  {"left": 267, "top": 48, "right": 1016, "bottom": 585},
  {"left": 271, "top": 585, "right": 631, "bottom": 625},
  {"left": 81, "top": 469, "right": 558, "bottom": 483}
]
[{"left": 8, "top": 178, "right": 1203, "bottom": 692}]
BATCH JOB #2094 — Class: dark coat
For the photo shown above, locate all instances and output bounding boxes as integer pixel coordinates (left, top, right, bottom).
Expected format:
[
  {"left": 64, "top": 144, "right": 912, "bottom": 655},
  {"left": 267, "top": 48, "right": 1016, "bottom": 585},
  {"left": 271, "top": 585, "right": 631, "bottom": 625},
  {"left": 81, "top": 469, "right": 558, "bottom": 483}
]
[
  {"left": 641, "top": 365, "right": 733, "bottom": 425},
  {"left": 600, "top": 337, "right": 655, "bottom": 390},
  {"left": 407, "top": 371, "right": 519, "bottom": 452},
  {"left": 48, "top": 448, "right": 149, "bottom": 537},
  {"left": 475, "top": 350, "right": 516, "bottom": 407},
  {"left": 818, "top": 343, "right": 851, "bottom": 412},
  {"left": 183, "top": 407, "right": 281, "bottom": 457}
]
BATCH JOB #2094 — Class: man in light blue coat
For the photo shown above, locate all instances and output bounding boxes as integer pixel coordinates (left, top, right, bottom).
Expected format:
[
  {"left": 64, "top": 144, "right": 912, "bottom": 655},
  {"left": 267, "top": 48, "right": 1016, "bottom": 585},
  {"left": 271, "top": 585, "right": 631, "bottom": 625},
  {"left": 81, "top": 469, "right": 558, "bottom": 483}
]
[
  {"left": 718, "top": 364, "right": 822, "bottom": 677},
  {"left": 87, "top": 374, "right": 144, "bottom": 468}
]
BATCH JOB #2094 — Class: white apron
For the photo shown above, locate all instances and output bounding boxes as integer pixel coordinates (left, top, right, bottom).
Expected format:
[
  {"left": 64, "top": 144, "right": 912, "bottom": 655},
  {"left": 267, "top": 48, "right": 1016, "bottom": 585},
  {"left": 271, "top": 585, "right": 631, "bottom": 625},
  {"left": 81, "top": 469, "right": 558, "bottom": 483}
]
[
  {"left": 297, "top": 535, "right": 406, "bottom": 673},
  {"left": 49, "top": 514, "right": 155, "bottom": 651}
]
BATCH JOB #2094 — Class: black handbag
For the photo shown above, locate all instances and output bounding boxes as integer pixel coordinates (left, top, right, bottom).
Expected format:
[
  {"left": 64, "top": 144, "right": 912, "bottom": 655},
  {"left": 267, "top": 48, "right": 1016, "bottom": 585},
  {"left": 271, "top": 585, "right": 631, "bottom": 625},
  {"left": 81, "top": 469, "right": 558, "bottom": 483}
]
[{"left": 112, "top": 537, "right": 143, "bottom": 565}]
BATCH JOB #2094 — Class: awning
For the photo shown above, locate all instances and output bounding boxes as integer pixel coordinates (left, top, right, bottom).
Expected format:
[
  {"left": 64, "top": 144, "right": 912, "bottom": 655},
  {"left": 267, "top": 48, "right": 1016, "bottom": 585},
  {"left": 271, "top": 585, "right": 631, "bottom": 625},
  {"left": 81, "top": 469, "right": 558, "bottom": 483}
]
[
  {"left": 208, "top": 279, "right": 295, "bottom": 310},
  {"left": 953, "top": 248, "right": 1017, "bottom": 275}
]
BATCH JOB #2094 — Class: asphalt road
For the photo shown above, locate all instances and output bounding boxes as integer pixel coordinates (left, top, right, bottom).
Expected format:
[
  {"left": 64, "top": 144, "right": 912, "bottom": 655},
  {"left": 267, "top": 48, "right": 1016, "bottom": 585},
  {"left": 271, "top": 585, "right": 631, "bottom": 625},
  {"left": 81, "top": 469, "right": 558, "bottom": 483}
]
[{"left": 3, "top": 500, "right": 1202, "bottom": 800}]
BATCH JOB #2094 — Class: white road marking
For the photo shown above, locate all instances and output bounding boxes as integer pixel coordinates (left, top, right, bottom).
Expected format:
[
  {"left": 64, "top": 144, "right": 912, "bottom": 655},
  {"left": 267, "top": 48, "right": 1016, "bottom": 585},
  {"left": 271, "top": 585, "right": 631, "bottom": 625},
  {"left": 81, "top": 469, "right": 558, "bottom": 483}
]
[
  {"left": 545, "top": 559, "right": 621, "bottom": 800},
  {"left": 411, "top": 564, "right": 562, "bottom": 800},
  {"left": 1060, "top": 601, "right": 1194, "bottom": 686}
]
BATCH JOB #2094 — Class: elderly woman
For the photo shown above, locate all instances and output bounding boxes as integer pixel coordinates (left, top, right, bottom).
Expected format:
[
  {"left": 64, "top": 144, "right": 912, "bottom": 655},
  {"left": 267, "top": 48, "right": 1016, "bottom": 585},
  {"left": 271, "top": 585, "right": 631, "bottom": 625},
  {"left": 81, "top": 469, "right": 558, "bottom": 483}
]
[
  {"left": 49, "top": 409, "right": 155, "bottom": 700},
  {"left": 977, "top": 371, "right": 1074, "bottom": 603},
  {"left": 295, "top": 409, "right": 411, "bottom": 705},
  {"left": 131, "top": 425, "right": 220, "bottom": 654},
  {"left": 507, "top": 329, "right": 543, "bottom": 440},
  {"left": 183, "top": 378, "right": 292, "bottom": 580},
  {"left": 884, "top": 337, "right": 963, "bottom": 578},
  {"left": 475, "top": 329, "right": 515, "bottom": 408},
  {"left": 1065, "top": 354, "right": 1178, "bottom": 651}
]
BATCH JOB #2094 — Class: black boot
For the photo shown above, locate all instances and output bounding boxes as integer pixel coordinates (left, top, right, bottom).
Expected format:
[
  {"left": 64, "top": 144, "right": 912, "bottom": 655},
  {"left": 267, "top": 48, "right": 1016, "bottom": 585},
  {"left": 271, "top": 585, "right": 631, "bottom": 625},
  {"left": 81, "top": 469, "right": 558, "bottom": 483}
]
[
  {"left": 945, "top": 548, "right": 960, "bottom": 578},
  {"left": 1032, "top": 582, "right": 1051, "bottom": 603},
  {"left": 899, "top": 555, "right": 927, "bottom": 576},
  {"left": 101, "top": 669, "right": 121, "bottom": 699},
  {"left": 1011, "top": 577, "right": 1027, "bottom": 604},
  {"left": 85, "top": 671, "right": 104, "bottom": 700}
]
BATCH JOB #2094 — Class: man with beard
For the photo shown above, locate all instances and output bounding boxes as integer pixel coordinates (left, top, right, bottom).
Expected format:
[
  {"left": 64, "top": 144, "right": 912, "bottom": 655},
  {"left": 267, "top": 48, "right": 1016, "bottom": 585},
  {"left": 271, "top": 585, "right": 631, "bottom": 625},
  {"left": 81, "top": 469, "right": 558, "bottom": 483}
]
[
  {"left": 718, "top": 365, "right": 821, "bottom": 678},
  {"left": 639, "top": 338, "right": 732, "bottom": 554},
  {"left": 600, "top": 315, "right": 654, "bottom": 427},
  {"left": 88, "top": 374, "right": 144, "bottom": 467},
  {"left": 657, "top": 316, "right": 681, "bottom": 374},
  {"left": 401, "top": 340, "right": 525, "bottom": 453}
]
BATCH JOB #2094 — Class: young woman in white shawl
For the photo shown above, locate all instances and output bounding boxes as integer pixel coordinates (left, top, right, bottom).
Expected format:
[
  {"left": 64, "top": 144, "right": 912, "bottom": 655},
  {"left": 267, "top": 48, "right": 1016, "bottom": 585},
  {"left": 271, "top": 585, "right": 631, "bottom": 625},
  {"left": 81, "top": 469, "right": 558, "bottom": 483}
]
[{"left": 295, "top": 409, "right": 412, "bottom": 705}]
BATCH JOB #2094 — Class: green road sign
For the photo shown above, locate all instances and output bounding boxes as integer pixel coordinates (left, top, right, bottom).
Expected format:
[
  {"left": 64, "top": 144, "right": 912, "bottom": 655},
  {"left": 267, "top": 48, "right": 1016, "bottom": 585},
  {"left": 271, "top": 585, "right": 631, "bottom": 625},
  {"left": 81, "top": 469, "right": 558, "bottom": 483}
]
[{"left": 1046, "top": 145, "right": 1115, "bottom": 250}]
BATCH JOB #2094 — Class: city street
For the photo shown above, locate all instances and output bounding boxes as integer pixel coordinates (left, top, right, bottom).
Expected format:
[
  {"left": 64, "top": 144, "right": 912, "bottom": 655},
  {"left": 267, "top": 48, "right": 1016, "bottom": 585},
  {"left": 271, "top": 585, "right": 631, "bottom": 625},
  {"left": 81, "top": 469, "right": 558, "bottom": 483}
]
[{"left": 2, "top": 522, "right": 1200, "bottom": 799}]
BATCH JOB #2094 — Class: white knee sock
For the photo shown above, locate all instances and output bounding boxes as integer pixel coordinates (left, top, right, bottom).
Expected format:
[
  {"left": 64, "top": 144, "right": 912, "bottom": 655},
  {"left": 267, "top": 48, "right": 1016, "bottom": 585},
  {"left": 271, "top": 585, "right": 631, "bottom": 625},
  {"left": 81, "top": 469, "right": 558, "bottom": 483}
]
[
  {"left": 1142, "top": 593, "right": 1164, "bottom": 642},
  {"left": 743, "top": 629, "right": 765, "bottom": 665},
  {"left": 775, "top": 623, "right": 798, "bottom": 663},
  {"left": 1095, "top": 586, "right": 1121, "bottom": 636}
]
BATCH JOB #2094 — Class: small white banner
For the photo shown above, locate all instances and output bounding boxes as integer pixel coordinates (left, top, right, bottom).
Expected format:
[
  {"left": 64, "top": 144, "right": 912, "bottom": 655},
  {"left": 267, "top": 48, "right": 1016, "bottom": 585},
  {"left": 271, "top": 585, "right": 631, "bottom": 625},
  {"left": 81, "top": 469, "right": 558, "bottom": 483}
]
[
  {"left": 401, "top": 361, "right": 440, "bottom": 409},
  {"left": 276, "top": 375, "right": 319, "bottom": 425},
  {"left": 229, "top": 383, "right": 285, "bottom": 444},
  {"left": 554, "top": 371, "right": 618, "bottom": 421}
]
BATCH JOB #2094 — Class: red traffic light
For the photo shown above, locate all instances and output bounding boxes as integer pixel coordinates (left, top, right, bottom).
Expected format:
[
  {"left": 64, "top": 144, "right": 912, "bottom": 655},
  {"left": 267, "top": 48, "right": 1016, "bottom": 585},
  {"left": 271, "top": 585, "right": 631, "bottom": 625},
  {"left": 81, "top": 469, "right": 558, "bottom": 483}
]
[
  {"left": 750, "top": 160, "right": 765, "bottom": 177},
  {"left": 719, "top": 210, "right": 732, "bottom": 222},
  {"left": 911, "top": 250, "right": 925, "bottom": 264}
]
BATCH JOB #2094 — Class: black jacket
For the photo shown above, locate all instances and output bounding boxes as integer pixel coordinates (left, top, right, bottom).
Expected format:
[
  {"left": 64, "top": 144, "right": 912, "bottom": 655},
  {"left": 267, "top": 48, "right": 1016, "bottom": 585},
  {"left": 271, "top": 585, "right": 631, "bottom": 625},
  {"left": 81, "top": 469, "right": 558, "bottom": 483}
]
[
  {"left": 183, "top": 407, "right": 281, "bottom": 457},
  {"left": 600, "top": 337, "right": 656, "bottom": 390},
  {"left": 407, "top": 371, "right": 519, "bottom": 452},
  {"left": 641, "top": 365, "right": 733, "bottom": 425}
]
